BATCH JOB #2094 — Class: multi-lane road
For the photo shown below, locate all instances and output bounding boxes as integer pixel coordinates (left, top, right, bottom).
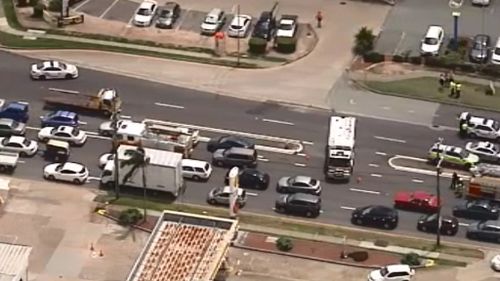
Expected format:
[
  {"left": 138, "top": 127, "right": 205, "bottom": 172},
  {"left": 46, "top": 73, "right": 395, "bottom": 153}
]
[{"left": 2, "top": 50, "right": 500, "bottom": 247}]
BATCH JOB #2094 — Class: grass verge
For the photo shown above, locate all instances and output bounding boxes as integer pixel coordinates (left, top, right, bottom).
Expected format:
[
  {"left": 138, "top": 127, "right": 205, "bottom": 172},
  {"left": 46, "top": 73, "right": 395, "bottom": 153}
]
[
  {"left": 2, "top": 0, "right": 24, "bottom": 30},
  {"left": 363, "top": 77, "right": 500, "bottom": 112},
  {"left": 96, "top": 193, "right": 485, "bottom": 260}
]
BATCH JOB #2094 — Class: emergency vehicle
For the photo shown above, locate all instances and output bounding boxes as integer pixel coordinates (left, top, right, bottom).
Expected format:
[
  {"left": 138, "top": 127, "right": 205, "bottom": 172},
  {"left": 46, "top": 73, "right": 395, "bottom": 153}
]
[
  {"left": 466, "top": 176, "right": 500, "bottom": 202},
  {"left": 324, "top": 116, "right": 356, "bottom": 181}
]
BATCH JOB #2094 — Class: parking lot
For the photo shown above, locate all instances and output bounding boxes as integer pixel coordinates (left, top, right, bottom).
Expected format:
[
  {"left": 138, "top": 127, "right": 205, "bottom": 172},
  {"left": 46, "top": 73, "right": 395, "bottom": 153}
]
[{"left": 375, "top": 0, "right": 500, "bottom": 56}]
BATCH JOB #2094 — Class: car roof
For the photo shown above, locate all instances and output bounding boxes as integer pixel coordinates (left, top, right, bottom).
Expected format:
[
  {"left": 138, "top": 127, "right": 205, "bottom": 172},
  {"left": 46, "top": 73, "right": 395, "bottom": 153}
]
[
  {"left": 231, "top": 15, "right": 250, "bottom": 24},
  {"left": 293, "top": 175, "right": 312, "bottom": 183},
  {"left": 368, "top": 205, "right": 395, "bottom": 214},
  {"left": 139, "top": 0, "right": 156, "bottom": 8},
  {"left": 42, "top": 61, "right": 62, "bottom": 68},
  {"left": 426, "top": 25, "right": 443, "bottom": 37},
  {"left": 0, "top": 118, "right": 14, "bottom": 125},
  {"left": 62, "top": 162, "right": 84, "bottom": 171},
  {"left": 53, "top": 110, "right": 77, "bottom": 119},
  {"left": 474, "top": 34, "right": 490, "bottom": 42},
  {"left": 412, "top": 191, "right": 433, "bottom": 199},
  {"left": 225, "top": 147, "right": 255, "bottom": 154},
  {"left": 7, "top": 136, "right": 25, "bottom": 143},
  {"left": 385, "top": 264, "right": 411, "bottom": 273},
  {"left": 5, "top": 102, "right": 28, "bottom": 110},
  {"left": 181, "top": 159, "right": 208, "bottom": 167},
  {"left": 207, "top": 8, "right": 222, "bottom": 16},
  {"left": 289, "top": 193, "right": 320, "bottom": 203}
]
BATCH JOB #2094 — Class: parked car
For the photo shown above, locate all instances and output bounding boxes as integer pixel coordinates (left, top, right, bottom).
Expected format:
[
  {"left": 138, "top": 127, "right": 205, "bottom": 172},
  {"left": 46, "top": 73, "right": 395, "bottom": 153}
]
[
  {"left": 155, "top": 2, "right": 180, "bottom": 29},
  {"left": 472, "top": 0, "right": 490, "bottom": 6},
  {"left": 212, "top": 147, "right": 257, "bottom": 168},
  {"left": 40, "top": 110, "right": 79, "bottom": 128},
  {"left": 417, "top": 213, "right": 459, "bottom": 236},
  {"left": 99, "top": 153, "right": 114, "bottom": 169},
  {"left": 274, "top": 193, "right": 321, "bottom": 218},
  {"left": 491, "top": 254, "right": 500, "bottom": 271},
  {"left": 43, "top": 162, "right": 89, "bottom": 184},
  {"left": 492, "top": 37, "right": 500, "bottom": 65},
  {"left": 0, "top": 118, "right": 25, "bottom": 136},
  {"left": 200, "top": 8, "right": 225, "bottom": 35},
  {"left": 30, "top": 60, "right": 78, "bottom": 80},
  {"left": 465, "top": 141, "right": 500, "bottom": 163},
  {"left": 368, "top": 264, "right": 415, "bottom": 281},
  {"left": 224, "top": 168, "right": 270, "bottom": 190},
  {"left": 393, "top": 191, "right": 439, "bottom": 213},
  {"left": 207, "top": 186, "right": 247, "bottom": 207},
  {"left": 133, "top": 0, "right": 158, "bottom": 26},
  {"left": 0, "top": 100, "right": 29, "bottom": 123},
  {"left": 181, "top": 159, "right": 212, "bottom": 181},
  {"left": 98, "top": 119, "right": 131, "bottom": 137},
  {"left": 252, "top": 11, "right": 276, "bottom": 40},
  {"left": 452, "top": 200, "right": 499, "bottom": 220},
  {"left": 469, "top": 34, "right": 491, "bottom": 63},
  {"left": 0, "top": 136, "right": 38, "bottom": 157},
  {"left": 428, "top": 142, "right": 479, "bottom": 169},
  {"left": 471, "top": 163, "right": 500, "bottom": 177},
  {"left": 420, "top": 25, "right": 444, "bottom": 56},
  {"left": 38, "top": 126, "right": 87, "bottom": 146},
  {"left": 351, "top": 205, "right": 398, "bottom": 230},
  {"left": 207, "top": 135, "right": 254, "bottom": 152},
  {"left": 227, "top": 14, "right": 252, "bottom": 38},
  {"left": 276, "top": 175, "right": 321, "bottom": 195},
  {"left": 276, "top": 15, "right": 298, "bottom": 38},
  {"left": 466, "top": 220, "right": 500, "bottom": 243},
  {"left": 459, "top": 112, "right": 500, "bottom": 140}
]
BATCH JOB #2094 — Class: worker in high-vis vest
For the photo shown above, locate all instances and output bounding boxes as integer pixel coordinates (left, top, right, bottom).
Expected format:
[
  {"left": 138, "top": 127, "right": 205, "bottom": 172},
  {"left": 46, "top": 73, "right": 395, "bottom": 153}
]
[
  {"left": 460, "top": 121, "right": 468, "bottom": 138},
  {"left": 455, "top": 82, "right": 462, "bottom": 99},
  {"left": 449, "top": 81, "right": 456, "bottom": 97}
]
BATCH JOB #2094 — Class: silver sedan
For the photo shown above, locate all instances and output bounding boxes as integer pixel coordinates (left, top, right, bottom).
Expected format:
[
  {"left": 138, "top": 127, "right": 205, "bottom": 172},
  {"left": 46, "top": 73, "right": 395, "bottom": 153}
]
[
  {"left": 276, "top": 175, "right": 321, "bottom": 195},
  {"left": 465, "top": 141, "right": 500, "bottom": 163}
]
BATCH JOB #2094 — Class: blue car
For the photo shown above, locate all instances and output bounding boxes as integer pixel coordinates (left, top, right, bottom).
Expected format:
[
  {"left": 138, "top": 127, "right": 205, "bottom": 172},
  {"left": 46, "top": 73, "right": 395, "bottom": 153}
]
[
  {"left": 41, "top": 110, "right": 79, "bottom": 128},
  {"left": 0, "top": 101, "right": 29, "bottom": 123}
]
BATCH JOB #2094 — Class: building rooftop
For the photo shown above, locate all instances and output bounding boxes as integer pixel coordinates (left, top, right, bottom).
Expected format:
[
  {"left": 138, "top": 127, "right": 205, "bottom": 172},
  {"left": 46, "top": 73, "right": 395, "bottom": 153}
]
[
  {"left": 126, "top": 211, "right": 238, "bottom": 281},
  {"left": 0, "top": 243, "right": 32, "bottom": 281}
]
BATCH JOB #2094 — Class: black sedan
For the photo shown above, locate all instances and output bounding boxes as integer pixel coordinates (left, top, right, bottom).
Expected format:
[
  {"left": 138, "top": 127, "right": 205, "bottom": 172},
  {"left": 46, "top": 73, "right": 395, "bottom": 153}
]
[
  {"left": 351, "top": 205, "right": 398, "bottom": 230},
  {"left": 466, "top": 220, "right": 500, "bottom": 243},
  {"left": 206, "top": 135, "right": 255, "bottom": 152},
  {"left": 224, "top": 168, "right": 270, "bottom": 190},
  {"left": 469, "top": 34, "right": 491, "bottom": 63},
  {"left": 452, "top": 200, "right": 499, "bottom": 221},
  {"left": 417, "top": 213, "right": 459, "bottom": 236}
]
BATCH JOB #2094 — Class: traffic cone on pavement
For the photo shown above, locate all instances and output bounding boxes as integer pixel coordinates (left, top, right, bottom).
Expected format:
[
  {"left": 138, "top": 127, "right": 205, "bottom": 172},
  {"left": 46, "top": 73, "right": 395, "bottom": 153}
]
[
  {"left": 90, "top": 243, "right": 94, "bottom": 251},
  {"left": 99, "top": 250, "right": 104, "bottom": 257}
]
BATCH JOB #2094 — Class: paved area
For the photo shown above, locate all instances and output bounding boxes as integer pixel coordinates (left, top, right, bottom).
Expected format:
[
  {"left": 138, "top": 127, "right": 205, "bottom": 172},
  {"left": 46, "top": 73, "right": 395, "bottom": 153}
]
[{"left": 375, "top": 0, "right": 500, "bottom": 55}]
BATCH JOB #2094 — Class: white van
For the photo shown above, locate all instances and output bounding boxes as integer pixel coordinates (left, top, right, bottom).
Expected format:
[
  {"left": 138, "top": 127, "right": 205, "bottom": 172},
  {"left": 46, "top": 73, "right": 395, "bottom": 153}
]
[
  {"left": 491, "top": 37, "right": 500, "bottom": 65},
  {"left": 181, "top": 159, "right": 212, "bottom": 181},
  {"left": 420, "top": 25, "right": 444, "bottom": 56}
]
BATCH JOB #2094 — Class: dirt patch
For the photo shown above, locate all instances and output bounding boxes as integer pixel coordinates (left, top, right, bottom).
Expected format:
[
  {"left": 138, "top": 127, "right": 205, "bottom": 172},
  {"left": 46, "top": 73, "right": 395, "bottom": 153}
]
[{"left": 368, "top": 62, "right": 422, "bottom": 75}]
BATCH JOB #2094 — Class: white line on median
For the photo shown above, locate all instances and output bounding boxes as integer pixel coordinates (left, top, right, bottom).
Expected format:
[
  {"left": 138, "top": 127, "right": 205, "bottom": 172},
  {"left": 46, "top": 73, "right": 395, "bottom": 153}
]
[
  {"left": 370, "top": 173, "right": 382, "bottom": 178},
  {"left": 262, "top": 118, "right": 295, "bottom": 126},
  {"left": 294, "top": 163, "right": 307, "bottom": 167},
  {"left": 412, "top": 179, "right": 424, "bottom": 183},
  {"left": 99, "top": 0, "right": 120, "bottom": 18},
  {"left": 155, "top": 102, "right": 185, "bottom": 109},
  {"left": 72, "top": 0, "right": 91, "bottom": 11},
  {"left": 349, "top": 188, "right": 381, "bottom": 195},
  {"left": 369, "top": 163, "right": 379, "bottom": 167},
  {"left": 258, "top": 158, "right": 270, "bottom": 162},
  {"left": 340, "top": 206, "right": 356, "bottom": 210},
  {"left": 48, "top": 88, "right": 80, "bottom": 94},
  {"left": 458, "top": 222, "right": 469, "bottom": 227},
  {"left": 302, "top": 141, "right": 314, "bottom": 145},
  {"left": 374, "top": 136, "right": 406, "bottom": 144},
  {"left": 375, "top": 151, "right": 387, "bottom": 156},
  {"left": 18, "top": 160, "right": 26, "bottom": 164},
  {"left": 297, "top": 153, "right": 307, "bottom": 157}
]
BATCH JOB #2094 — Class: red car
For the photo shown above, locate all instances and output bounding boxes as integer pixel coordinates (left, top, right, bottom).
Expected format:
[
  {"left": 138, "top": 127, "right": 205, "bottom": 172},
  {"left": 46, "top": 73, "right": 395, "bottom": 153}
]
[{"left": 394, "top": 191, "right": 440, "bottom": 213}]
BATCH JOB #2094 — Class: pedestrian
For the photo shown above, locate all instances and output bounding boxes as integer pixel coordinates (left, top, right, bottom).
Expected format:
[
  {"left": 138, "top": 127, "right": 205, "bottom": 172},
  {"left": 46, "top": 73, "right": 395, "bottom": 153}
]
[
  {"left": 455, "top": 82, "right": 462, "bottom": 99},
  {"left": 438, "top": 73, "right": 445, "bottom": 92},
  {"left": 449, "top": 80, "right": 456, "bottom": 97},
  {"left": 460, "top": 121, "right": 468, "bottom": 138},
  {"left": 450, "top": 172, "right": 458, "bottom": 190},
  {"left": 315, "top": 11, "right": 323, "bottom": 28},
  {"left": 444, "top": 72, "right": 450, "bottom": 87}
]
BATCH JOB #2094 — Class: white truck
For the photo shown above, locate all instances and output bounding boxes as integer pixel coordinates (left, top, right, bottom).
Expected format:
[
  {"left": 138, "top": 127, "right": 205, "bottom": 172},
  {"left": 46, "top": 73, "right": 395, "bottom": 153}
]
[
  {"left": 324, "top": 116, "right": 356, "bottom": 181},
  {"left": 100, "top": 145, "right": 184, "bottom": 197},
  {"left": 0, "top": 152, "right": 19, "bottom": 173}
]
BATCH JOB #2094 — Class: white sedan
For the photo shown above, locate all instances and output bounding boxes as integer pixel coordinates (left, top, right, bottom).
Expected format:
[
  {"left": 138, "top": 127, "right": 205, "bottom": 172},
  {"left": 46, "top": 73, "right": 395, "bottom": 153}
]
[
  {"left": 492, "top": 254, "right": 500, "bottom": 271},
  {"left": 43, "top": 162, "right": 89, "bottom": 184},
  {"left": 133, "top": 0, "right": 158, "bottom": 26},
  {"left": 30, "top": 60, "right": 78, "bottom": 80},
  {"left": 0, "top": 136, "right": 38, "bottom": 157},
  {"left": 472, "top": 0, "right": 490, "bottom": 6},
  {"left": 99, "top": 153, "right": 114, "bottom": 169},
  {"left": 38, "top": 126, "right": 87, "bottom": 146},
  {"left": 465, "top": 141, "right": 500, "bottom": 163},
  {"left": 227, "top": 15, "right": 252, "bottom": 38}
]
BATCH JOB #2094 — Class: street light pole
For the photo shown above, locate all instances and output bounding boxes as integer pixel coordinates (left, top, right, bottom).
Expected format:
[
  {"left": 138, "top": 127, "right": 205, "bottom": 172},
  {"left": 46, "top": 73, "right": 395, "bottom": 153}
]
[
  {"left": 452, "top": 11, "right": 461, "bottom": 51},
  {"left": 111, "top": 96, "right": 121, "bottom": 200},
  {"left": 236, "top": 4, "right": 241, "bottom": 66},
  {"left": 435, "top": 137, "right": 444, "bottom": 248}
]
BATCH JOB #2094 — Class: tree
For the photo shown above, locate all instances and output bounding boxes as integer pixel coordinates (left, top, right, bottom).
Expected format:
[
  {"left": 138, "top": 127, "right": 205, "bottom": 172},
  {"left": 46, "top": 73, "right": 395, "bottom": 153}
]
[
  {"left": 353, "top": 26, "right": 376, "bottom": 56},
  {"left": 120, "top": 147, "right": 149, "bottom": 220}
]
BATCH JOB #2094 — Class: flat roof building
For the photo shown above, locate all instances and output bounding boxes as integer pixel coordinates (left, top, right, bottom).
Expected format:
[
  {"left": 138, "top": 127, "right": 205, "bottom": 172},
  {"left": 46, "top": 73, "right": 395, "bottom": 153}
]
[{"left": 0, "top": 243, "right": 32, "bottom": 281}]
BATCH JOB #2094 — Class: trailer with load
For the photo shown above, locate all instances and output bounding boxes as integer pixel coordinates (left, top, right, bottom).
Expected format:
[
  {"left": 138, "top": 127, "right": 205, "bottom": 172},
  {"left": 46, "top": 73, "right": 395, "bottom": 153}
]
[
  {"left": 466, "top": 176, "right": 500, "bottom": 202},
  {"left": 0, "top": 152, "right": 19, "bottom": 173},
  {"left": 142, "top": 119, "right": 200, "bottom": 146},
  {"left": 100, "top": 145, "right": 184, "bottom": 198},
  {"left": 43, "top": 88, "right": 121, "bottom": 116}
]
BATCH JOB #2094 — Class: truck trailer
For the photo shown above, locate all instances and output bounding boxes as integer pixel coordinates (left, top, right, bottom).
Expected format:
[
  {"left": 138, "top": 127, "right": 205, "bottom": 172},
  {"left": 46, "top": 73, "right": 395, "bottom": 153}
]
[
  {"left": 100, "top": 145, "right": 184, "bottom": 197},
  {"left": 43, "top": 88, "right": 121, "bottom": 116}
]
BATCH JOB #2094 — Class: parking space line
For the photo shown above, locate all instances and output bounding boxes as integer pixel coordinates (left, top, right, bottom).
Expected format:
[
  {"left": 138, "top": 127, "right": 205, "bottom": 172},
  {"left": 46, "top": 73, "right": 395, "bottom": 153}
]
[
  {"left": 175, "top": 9, "right": 191, "bottom": 31},
  {"left": 375, "top": 151, "right": 387, "bottom": 156},
  {"left": 349, "top": 188, "right": 380, "bottom": 195},
  {"left": 73, "top": 0, "right": 91, "bottom": 11},
  {"left": 294, "top": 163, "right": 307, "bottom": 167},
  {"left": 99, "top": 0, "right": 120, "bottom": 19},
  {"left": 340, "top": 206, "right": 356, "bottom": 211},
  {"left": 126, "top": 11, "right": 136, "bottom": 28},
  {"left": 412, "top": 179, "right": 424, "bottom": 183},
  {"left": 392, "top": 31, "right": 406, "bottom": 55}
]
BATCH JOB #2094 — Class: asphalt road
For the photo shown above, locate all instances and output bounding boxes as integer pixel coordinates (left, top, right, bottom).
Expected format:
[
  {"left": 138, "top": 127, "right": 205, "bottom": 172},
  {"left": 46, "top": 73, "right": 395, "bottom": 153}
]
[{"left": 2, "top": 50, "right": 500, "bottom": 248}]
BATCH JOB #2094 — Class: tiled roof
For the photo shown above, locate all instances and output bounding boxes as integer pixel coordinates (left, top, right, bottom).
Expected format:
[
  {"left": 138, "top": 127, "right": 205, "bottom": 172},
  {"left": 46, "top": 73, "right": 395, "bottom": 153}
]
[{"left": 0, "top": 243, "right": 32, "bottom": 281}]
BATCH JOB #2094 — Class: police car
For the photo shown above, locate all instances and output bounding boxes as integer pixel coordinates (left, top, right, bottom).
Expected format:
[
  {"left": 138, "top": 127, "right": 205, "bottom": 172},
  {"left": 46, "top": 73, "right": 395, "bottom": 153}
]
[
  {"left": 428, "top": 142, "right": 479, "bottom": 169},
  {"left": 30, "top": 60, "right": 79, "bottom": 80},
  {"left": 465, "top": 141, "right": 500, "bottom": 163},
  {"left": 459, "top": 112, "right": 500, "bottom": 141}
]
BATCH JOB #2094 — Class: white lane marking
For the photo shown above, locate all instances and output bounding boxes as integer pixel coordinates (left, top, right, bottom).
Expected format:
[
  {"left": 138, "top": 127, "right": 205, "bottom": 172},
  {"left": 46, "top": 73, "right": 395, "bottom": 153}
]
[
  {"left": 79, "top": 121, "right": 88, "bottom": 125},
  {"left": 340, "top": 206, "right": 356, "bottom": 211},
  {"left": 262, "top": 119, "right": 295, "bottom": 126},
  {"left": 85, "top": 131, "right": 98, "bottom": 136},
  {"left": 258, "top": 158, "right": 270, "bottom": 162},
  {"left": 374, "top": 136, "right": 406, "bottom": 144},
  {"left": 48, "top": 88, "right": 80, "bottom": 94},
  {"left": 26, "top": 126, "right": 41, "bottom": 131},
  {"left": 459, "top": 222, "right": 469, "bottom": 227},
  {"left": 18, "top": 160, "right": 26, "bottom": 164},
  {"left": 246, "top": 192, "right": 258, "bottom": 197},
  {"left": 99, "top": 0, "right": 120, "bottom": 18},
  {"left": 375, "top": 151, "right": 387, "bottom": 156},
  {"left": 370, "top": 173, "right": 382, "bottom": 178},
  {"left": 349, "top": 188, "right": 381, "bottom": 195},
  {"left": 88, "top": 135, "right": 111, "bottom": 140},
  {"left": 126, "top": 12, "right": 135, "bottom": 28},
  {"left": 412, "top": 179, "right": 424, "bottom": 183},
  {"left": 297, "top": 153, "right": 307, "bottom": 157},
  {"left": 175, "top": 8, "right": 190, "bottom": 31},
  {"left": 121, "top": 115, "right": 132, "bottom": 119},
  {"left": 382, "top": 106, "right": 391, "bottom": 110},
  {"left": 73, "top": 0, "right": 91, "bottom": 11},
  {"left": 369, "top": 163, "right": 379, "bottom": 167},
  {"left": 294, "top": 163, "right": 307, "bottom": 167},
  {"left": 302, "top": 141, "right": 314, "bottom": 145},
  {"left": 154, "top": 102, "right": 185, "bottom": 109},
  {"left": 408, "top": 110, "right": 415, "bottom": 114},
  {"left": 87, "top": 176, "right": 101, "bottom": 181}
]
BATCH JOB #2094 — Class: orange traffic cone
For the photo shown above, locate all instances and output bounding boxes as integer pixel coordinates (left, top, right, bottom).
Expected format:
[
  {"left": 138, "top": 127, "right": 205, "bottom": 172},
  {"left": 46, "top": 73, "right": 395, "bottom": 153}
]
[
  {"left": 90, "top": 243, "right": 94, "bottom": 251},
  {"left": 99, "top": 250, "right": 104, "bottom": 257},
  {"left": 356, "top": 176, "right": 362, "bottom": 184}
]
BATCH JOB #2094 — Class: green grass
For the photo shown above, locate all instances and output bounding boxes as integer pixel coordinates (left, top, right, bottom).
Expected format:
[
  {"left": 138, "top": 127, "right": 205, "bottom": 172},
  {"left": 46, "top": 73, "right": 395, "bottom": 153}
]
[
  {"left": 364, "top": 77, "right": 500, "bottom": 111},
  {"left": 2, "top": 0, "right": 24, "bottom": 30},
  {"left": 97, "top": 193, "right": 484, "bottom": 260}
]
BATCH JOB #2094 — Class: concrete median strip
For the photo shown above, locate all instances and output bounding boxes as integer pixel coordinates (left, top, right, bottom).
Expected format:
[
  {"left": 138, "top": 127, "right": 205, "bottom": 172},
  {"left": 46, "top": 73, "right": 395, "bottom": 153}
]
[{"left": 388, "top": 155, "right": 471, "bottom": 179}]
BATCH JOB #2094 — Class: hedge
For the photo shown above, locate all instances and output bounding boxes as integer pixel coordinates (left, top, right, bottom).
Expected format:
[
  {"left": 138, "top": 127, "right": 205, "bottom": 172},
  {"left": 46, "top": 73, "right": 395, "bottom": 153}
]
[
  {"left": 275, "top": 36, "right": 297, "bottom": 54},
  {"left": 248, "top": 37, "right": 267, "bottom": 55},
  {"left": 480, "top": 65, "right": 500, "bottom": 78},
  {"left": 363, "top": 51, "right": 384, "bottom": 63}
]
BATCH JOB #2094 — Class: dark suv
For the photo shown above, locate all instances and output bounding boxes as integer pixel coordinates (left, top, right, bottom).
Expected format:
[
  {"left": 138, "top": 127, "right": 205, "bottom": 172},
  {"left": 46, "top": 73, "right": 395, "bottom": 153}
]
[
  {"left": 224, "top": 168, "right": 270, "bottom": 190},
  {"left": 417, "top": 213, "right": 459, "bottom": 236},
  {"left": 212, "top": 147, "right": 257, "bottom": 167},
  {"left": 275, "top": 193, "right": 321, "bottom": 218},
  {"left": 252, "top": 11, "right": 276, "bottom": 41},
  {"left": 351, "top": 205, "right": 399, "bottom": 230},
  {"left": 466, "top": 220, "right": 500, "bottom": 243}
]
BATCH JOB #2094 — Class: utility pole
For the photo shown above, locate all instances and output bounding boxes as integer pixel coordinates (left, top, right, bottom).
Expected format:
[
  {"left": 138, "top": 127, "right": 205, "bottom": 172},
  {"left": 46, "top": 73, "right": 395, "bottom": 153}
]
[
  {"left": 236, "top": 4, "right": 241, "bottom": 66},
  {"left": 111, "top": 92, "right": 121, "bottom": 200},
  {"left": 435, "top": 137, "right": 444, "bottom": 248}
]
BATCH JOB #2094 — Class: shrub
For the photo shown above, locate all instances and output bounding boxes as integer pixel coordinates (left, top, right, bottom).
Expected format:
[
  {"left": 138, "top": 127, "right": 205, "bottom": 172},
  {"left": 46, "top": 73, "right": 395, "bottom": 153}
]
[
  {"left": 32, "top": 2, "right": 44, "bottom": 18},
  {"left": 353, "top": 26, "right": 376, "bottom": 56},
  {"left": 363, "top": 51, "right": 384, "bottom": 63},
  {"left": 480, "top": 65, "right": 500, "bottom": 78},
  {"left": 17, "top": 0, "right": 29, "bottom": 7},
  {"left": 401, "top": 253, "right": 421, "bottom": 266},
  {"left": 485, "top": 86, "right": 494, "bottom": 96},
  {"left": 118, "top": 208, "right": 144, "bottom": 226},
  {"left": 392, "top": 55, "right": 405, "bottom": 63},
  {"left": 276, "top": 236, "right": 293, "bottom": 252},
  {"left": 48, "top": 0, "right": 62, "bottom": 12},
  {"left": 29, "top": 0, "right": 38, "bottom": 6},
  {"left": 275, "top": 36, "right": 297, "bottom": 54},
  {"left": 424, "top": 56, "right": 445, "bottom": 68},
  {"left": 348, "top": 251, "right": 369, "bottom": 262},
  {"left": 408, "top": 56, "right": 422, "bottom": 65},
  {"left": 248, "top": 37, "right": 267, "bottom": 55}
]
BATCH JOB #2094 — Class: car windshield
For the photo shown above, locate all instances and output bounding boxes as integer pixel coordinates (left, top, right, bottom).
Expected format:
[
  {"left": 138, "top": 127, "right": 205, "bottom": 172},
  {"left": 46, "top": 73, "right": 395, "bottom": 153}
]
[
  {"left": 379, "top": 267, "right": 389, "bottom": 276},
  {"left": 160, "top": 10, "right": 171, "bottom": 17},
  {"left": 59, "top": 63, "right": 67, "bottom": 69},
  {"left": 493, "top": 121, "right": 500, "bottom": 131},
  {"left": 473, "top": 41, "right": 486, "bottom": 50},
  {"left": 425, "top": 213, "right": 437, "bottom": 222},
  {"left": 361, "top": 207, "right": 373, "bottom": 215},
  {"left": 72, "top": 128, "right": 80, "bottom": 135},
  {"left": 22, "top": 139, "right": 30, "bottom": 146},
  {"left": 424, "top": 37, "right": 438, "bottom": 45},
  {"left": 10, "top": 120, "right": 18, "bottom": 127},
  {"left": 458, "top": 149, "right": 468, "bottom": 158},
  {"left": 36, "top": 63, "right": 44, "bottom": 69},
  {"left": 55, "top": 164, "right": 64, "bottom": 171},
  {"left": 280, "top": 23, "right": 293, "bottom": 30},
  {"left": 204, "top": 16, "right": 217, "bottom": 24},
  {"left": 328, "top": 158, "right": 350, "bottom": 167},
  {"left": 231, "top": 23, "right": 243, "bottom": 29},
  {"left": 495, "top": 48, "right": 500, "bottom": 55},
  {"left": 137, "top": 8, "right": 151, "bottom": 16},
  {"left": 79, "top": 167, "right": 86, "bottom": 173},
  {"left": 309, "top": 179, "right": 317, "bottom": 186}
]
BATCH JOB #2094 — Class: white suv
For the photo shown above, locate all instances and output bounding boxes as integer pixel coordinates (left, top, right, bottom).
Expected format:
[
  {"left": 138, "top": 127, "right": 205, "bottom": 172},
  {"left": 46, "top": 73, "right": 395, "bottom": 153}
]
[
  {"left": 460, "top": 112, "right": 500, "bottom": 141},
  {"left": 368, "top": 264, "right": 415, "bottom": 281},
  {"left": 133, "top": 0, "right": 158, "bottom": 27},
  {"left": 420, "top": 25, "right": 444, "bottom": 56}
]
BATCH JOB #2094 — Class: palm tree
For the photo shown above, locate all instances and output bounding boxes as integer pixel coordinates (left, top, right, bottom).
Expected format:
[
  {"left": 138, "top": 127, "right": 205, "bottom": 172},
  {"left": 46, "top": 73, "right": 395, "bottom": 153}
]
[
  {"left": 120, "top": 147, "right": 149, "bottom": 220},
  {"left": 353, "top": 26, "right": 376, "bottom": 56}
]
